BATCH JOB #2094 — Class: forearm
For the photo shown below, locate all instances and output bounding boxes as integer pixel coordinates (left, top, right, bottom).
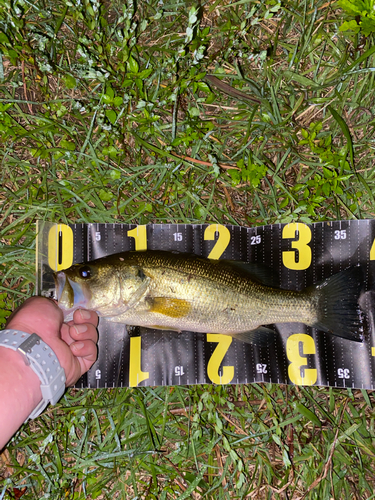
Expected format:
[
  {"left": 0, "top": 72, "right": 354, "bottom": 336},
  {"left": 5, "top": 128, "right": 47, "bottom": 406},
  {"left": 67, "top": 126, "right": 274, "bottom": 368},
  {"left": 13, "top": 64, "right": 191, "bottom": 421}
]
[
  {"left": 0, "top": 347, "right": 42, "bottom": 450},
  {"left": 0, "top": 297, "right": 98, "bottom": 451}
]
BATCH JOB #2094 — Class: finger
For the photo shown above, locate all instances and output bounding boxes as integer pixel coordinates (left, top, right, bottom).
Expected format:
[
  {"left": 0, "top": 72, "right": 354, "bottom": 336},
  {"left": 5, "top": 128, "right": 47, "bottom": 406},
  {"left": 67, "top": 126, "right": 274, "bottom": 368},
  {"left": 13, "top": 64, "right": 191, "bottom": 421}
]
[
  {"left": 60, "top": 323, "right": 74, "bottom": 346},
  {"left": 73, "top": 309, "right": 99, "bottom": 327},
  {"left": 61, "top": 315, "right": 98, "bottom": 347},
  {"left": 70, "top": 340, "right": 98, "bottom": 375},
  {"left": 69, "top": 323, "right": 98, "bottom": 344},
  {"left": 6, "top": 297, "right": 63, "bottom": 337}
]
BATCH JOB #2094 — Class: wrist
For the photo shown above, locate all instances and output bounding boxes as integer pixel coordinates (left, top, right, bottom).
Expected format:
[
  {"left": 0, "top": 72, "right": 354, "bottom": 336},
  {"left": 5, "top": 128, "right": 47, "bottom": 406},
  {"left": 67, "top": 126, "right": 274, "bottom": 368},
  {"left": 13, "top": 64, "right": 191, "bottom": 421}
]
[
  {"left": 6, "top": 318, "right": 59, "bottom": 351},
  {"left": 0, "top": 345, "right": 42, "bottom": 401},
  {"left": 0, "top": 346, "right": 42, "bottom": 448},
  {"left": 5, "top": 319, "right": 66, "bottom": 371},
  {"left": 0, "top": 330, "right": 66, "bottom": 421}
]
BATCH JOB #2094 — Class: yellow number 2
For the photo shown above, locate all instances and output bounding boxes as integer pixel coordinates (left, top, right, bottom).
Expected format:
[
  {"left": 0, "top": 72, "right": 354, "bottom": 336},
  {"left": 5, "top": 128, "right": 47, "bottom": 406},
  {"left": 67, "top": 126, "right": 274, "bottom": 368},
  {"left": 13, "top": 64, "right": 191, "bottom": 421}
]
[
  {"left": 282, "top": 223, "right": 312, "bottom": 270},
  {"left": 286, "top": 333, "right": 317, "bottom": 385},
  {"left": 207, "top": 334, "right": 234, "bottom": 384},
  {"left": 204, "top": 224, "right": 231, "bottom": 260}
]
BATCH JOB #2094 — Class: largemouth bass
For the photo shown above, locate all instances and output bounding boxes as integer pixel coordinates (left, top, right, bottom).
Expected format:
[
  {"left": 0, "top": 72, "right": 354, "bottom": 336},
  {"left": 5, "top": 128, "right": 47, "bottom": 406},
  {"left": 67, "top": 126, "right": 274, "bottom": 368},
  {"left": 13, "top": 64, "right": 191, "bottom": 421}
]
[{"left": 54, "top": 251, "right": 364, "bottom": 344}]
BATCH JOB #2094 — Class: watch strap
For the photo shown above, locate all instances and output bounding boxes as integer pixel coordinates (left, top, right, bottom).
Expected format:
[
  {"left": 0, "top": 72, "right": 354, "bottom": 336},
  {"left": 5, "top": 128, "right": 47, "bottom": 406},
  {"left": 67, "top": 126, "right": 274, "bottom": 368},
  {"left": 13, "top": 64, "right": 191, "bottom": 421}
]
[{"left": 0, "top": 329, "right": 66, "bottom": 420}]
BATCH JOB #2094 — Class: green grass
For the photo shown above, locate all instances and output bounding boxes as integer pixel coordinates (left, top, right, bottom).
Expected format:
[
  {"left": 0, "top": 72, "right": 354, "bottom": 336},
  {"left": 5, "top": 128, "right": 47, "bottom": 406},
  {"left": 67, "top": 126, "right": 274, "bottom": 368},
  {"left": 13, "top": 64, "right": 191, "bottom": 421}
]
[{"left": 1, "top": 0, "right": 375, "bottom": 498}]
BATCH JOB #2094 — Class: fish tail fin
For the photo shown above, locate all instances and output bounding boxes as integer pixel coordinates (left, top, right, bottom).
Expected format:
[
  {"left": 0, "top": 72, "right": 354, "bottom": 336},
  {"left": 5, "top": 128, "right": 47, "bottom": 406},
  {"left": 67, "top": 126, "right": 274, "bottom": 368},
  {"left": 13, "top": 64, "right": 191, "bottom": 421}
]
[{"left": 313, "top": 266, "right": 364, "bottom": 342}]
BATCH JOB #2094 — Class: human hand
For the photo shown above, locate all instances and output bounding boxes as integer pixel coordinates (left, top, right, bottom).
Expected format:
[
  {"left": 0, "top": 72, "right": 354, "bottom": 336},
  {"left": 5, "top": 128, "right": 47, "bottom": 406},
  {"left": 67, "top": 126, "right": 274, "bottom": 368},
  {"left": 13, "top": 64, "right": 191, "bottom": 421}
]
[
  {"left": 6, "top": 296, "right": 98, "bottom": 386},
  {"left": 0, "top": 296, "right": 98, "bottom": 448}
]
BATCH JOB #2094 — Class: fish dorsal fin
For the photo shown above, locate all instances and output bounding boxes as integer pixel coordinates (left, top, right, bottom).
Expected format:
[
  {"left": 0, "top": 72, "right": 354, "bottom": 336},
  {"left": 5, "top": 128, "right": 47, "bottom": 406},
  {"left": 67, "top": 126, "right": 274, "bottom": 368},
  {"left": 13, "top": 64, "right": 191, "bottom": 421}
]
[
  {"left": 149, "top": 297, "right": 192, "bottom": 318},
  {"left": 223, "top": 261, "right": 279, "bottom": 288}
]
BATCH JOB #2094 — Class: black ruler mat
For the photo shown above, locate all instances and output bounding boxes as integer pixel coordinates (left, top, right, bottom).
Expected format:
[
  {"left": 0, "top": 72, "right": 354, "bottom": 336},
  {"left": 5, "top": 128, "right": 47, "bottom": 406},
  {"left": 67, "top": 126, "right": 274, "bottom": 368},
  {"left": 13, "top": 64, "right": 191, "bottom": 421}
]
[{"left": 36, "top": 221, "right": 375, "bottom": 390}]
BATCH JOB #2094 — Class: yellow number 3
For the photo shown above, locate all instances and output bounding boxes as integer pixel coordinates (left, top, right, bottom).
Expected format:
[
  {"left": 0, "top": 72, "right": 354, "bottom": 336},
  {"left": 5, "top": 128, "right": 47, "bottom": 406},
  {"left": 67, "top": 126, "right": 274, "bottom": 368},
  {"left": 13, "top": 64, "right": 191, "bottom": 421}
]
[
  {"left": 282, "top": 223, "right": 312, "bottom": 270},
  {"left": 286, "top": 334, "right": 317, "bottom": 385}
]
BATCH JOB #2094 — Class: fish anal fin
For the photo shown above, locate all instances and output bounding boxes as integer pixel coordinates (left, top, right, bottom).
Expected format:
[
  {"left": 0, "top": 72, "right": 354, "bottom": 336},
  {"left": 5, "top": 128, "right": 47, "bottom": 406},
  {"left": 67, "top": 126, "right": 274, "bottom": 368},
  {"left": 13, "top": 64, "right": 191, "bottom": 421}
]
[
  {"left": 231, "top": 326, "right": 277, "bottom": 345},
  {"left": 150, "top": 325, "right": 181, "bottom": 332}
]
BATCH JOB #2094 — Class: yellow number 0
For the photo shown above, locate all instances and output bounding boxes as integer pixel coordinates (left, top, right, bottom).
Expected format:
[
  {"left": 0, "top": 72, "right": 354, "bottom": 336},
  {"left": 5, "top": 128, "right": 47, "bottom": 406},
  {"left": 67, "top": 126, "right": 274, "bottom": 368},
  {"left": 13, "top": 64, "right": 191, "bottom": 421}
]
[
  {"left": 286, "top": 334, "right": 317, "bottom": 385},
  {"left": 204, "top": 224, "right": 231, "bottom": 260},
  {"left": 282, "top": 223, "right": 312, "bottom": 270},
  {"left": 48, "top": 224, "right": 74, "bottom": 271}
]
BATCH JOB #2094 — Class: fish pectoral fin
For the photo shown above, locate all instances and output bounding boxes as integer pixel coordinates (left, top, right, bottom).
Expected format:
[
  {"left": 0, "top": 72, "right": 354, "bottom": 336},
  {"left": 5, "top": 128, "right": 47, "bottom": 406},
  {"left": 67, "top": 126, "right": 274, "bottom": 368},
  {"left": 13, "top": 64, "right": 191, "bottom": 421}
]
[
  {"left": 149, "top": 297, "right": 191, "bottom": 318},
  {"left": 231, "top": 326, "right": 277, "bottom": 345}
]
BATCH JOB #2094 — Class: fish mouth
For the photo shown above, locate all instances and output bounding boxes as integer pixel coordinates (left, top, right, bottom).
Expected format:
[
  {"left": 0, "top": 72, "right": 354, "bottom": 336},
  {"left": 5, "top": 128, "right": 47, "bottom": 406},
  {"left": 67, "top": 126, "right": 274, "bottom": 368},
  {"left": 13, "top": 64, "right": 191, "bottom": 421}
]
[
  {"left": 54, "top": 271, "right": 90, "bottom": 317},
  {"left": 54, "top": 271, "right": 66, "bottom": 302}
]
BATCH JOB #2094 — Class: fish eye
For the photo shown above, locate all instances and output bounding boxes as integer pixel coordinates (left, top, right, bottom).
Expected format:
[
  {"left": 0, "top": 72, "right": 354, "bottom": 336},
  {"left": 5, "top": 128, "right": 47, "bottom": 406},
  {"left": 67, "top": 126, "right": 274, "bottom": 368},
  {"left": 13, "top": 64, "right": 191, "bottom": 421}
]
[{"left": 79, "top": 265, "right": 91, "bottom": 279}]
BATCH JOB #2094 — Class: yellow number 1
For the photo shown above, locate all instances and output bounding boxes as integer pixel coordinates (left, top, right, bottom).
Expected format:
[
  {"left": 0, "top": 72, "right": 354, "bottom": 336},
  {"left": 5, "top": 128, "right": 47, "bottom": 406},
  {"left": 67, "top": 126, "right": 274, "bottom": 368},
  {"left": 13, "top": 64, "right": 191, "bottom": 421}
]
[
  {"left": 127, "top": 225, "right": 147, "bottom": 251},
  {"left": 370, "top": 238, "right": 375, "bottom": 260},
  {"left": 129, "top": 337, "right": 149, "bottom": 387}
]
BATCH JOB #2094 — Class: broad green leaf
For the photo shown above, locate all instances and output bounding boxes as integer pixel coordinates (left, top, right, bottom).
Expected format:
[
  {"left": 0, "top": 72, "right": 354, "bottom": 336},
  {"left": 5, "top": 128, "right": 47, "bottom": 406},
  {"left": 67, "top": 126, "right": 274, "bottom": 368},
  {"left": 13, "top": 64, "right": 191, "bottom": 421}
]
[
  {"left": 127, "top": 56, "right": 139, "bottom": 73},
  {"left": 99, "top": 189, "right": 114, "bottom": 201},
  {"left": 328, "top": 106, "right": 354, "bottom": 169},
  {"left": 105, "top": 109, "right": 117, "bottom": 124},
  {"left": 64, "top": 74, "right": 77, "bottom": 89}
]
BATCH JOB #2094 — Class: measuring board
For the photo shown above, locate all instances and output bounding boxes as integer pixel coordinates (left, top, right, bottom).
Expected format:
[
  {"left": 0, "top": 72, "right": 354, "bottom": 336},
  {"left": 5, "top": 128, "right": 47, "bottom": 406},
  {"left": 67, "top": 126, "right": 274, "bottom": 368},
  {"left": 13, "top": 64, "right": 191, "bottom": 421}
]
[{"left": 36, "top": 220, "right": 375, "bottom": 390}]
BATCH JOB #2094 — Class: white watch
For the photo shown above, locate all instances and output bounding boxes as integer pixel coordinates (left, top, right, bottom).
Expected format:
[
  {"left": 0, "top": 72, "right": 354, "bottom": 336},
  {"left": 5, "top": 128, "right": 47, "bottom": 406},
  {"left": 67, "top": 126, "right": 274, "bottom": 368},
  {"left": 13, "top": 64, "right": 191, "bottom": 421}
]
[{"left": 0, "top": 329, "right": 66, "bottom": 420}]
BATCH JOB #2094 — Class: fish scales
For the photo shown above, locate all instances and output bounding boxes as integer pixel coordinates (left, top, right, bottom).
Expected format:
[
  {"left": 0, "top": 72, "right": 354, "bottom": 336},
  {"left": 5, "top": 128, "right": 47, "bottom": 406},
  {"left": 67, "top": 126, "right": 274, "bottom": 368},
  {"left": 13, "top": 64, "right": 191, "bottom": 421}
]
[{"left": 118, "top": 252, "right": 317, "bottom": 333}]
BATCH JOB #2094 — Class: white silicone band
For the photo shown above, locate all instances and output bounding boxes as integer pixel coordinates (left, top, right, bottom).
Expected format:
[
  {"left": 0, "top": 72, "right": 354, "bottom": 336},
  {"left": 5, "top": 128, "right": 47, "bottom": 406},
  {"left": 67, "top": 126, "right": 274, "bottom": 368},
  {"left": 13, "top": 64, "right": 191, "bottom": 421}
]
[{"left": 0, "top": 329, "right": 66, "bottom": 420}]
